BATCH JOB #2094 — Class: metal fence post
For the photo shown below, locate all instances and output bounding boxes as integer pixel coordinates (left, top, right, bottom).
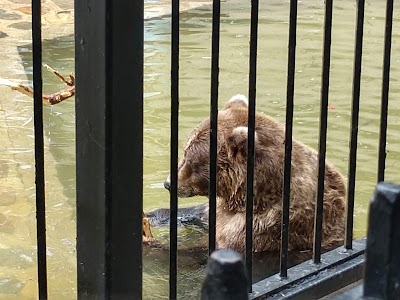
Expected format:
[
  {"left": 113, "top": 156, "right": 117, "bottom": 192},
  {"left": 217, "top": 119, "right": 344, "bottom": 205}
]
[
  {"left": 363, "top": 182, "right": 400, "bottom": 299},
  {"left": 201, "top": 249, "right": 249, "bottom": 300},
  {"left": 75, "top": 0, "right": 144, "bottom": 298}
]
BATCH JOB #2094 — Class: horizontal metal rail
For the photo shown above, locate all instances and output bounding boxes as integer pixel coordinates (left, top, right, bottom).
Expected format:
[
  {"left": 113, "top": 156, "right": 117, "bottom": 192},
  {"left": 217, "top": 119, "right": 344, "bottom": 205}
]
[{"left": 251, "top": 238, "right": 366, "bottom": 299}]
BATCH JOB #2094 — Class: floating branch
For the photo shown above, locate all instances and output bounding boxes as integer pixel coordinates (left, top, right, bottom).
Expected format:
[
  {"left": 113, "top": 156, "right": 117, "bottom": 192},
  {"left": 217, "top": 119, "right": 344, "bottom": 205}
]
[{"left": 0, "top": 64, "right": 75, "bottom": 105}]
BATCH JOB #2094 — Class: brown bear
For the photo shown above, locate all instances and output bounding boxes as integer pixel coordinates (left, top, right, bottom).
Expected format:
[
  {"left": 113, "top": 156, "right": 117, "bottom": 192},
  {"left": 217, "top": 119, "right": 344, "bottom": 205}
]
[{"left": 163, "top": 95, "right": 346, "bottom": 253}]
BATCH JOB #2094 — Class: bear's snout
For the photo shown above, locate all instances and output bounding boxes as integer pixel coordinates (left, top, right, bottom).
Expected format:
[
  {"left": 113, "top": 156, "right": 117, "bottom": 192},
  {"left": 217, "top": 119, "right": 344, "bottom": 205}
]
[{"left": 164, "top": 176, "right": 171, "bottom": 191}]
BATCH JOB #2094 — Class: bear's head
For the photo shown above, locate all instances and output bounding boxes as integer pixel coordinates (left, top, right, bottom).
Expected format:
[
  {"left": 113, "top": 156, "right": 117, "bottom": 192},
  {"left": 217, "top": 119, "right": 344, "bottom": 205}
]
[{"left": 164, "top": 94, "right": 260, "bottom": 200}]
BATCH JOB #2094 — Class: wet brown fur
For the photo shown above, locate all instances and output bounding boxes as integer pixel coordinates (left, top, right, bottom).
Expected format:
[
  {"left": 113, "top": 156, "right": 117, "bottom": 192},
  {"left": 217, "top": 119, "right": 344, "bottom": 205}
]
[{"left": 174, "top": 96, "right": 346, "bottom": 253}]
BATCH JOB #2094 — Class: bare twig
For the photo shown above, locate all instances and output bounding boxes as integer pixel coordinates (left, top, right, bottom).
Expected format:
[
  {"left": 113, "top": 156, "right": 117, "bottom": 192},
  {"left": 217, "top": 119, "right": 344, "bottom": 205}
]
[
  {"left": 143, "top": 211, "right": 155, "bottom": 242},
  {"left": 43, "top": 64, "right": 75, "bottom": 86},
  {"left": 0, "top": 64, "right": 75, "bottom": 105}
]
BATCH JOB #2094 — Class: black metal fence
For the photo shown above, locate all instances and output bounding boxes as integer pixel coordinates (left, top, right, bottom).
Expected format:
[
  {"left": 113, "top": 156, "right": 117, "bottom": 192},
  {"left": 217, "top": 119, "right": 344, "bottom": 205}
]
[
  {"left": 30, "top": 0, "right": 395, "bottom": 299},
  {"left": 32, "top": 0, "right": 47, "bottom": 298},
  {"left": 201, "top": 182, "right": 400, "bottom": 300}
]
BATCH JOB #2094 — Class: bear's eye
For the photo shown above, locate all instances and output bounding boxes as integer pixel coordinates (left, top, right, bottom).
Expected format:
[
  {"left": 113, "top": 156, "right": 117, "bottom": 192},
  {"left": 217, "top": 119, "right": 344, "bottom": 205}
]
[{"left": 186, "top": 159, "right": 193, "bottom": 166}]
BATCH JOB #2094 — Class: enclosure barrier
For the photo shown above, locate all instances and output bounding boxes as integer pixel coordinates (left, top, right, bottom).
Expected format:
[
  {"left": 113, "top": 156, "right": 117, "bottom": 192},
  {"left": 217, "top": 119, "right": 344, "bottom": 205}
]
[
  {"left": 201, "top": 182, "right": 400, "bottom": 300},
  {"left": 208, "top": 0, "right": 220, "bottom": 259},
  {"left": 201, "top": 249, "right": 249, "bottom": 300},
  {"left": 345, "top": 0, "right": 365, "bottom": 250},
  {"left": 29, "top": 0, "right": 395, "bottom": 298},
  {"left": 75, "top": 0, "right": 144, "bottom": 298},
  {"left": 377, "top": 0, "right": 394, "bottom": 183},
  {"left": 170, "top": 0, "right": 179, "bottom": 296},
  {"left": 280, "top": 0, "right": 298, "bottom": 279},
  {"left": 32, "top": 0, "right": 47, "bottom": 298},
  {"left": 362, "top": 182, "right": 400, "bottom": 299}
]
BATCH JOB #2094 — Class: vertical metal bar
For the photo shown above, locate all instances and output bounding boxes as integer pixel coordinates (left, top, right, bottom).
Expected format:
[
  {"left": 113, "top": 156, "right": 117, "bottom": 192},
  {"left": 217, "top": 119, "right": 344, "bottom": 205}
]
[
  {"left": 209, "top": 0, "right": 221, "bottom": 255},
  {"left": 108, "top": 1, "right": 144, "bottom": 297},
  {"left": 75, "top": 0, "right": 144, "bottom": 298},
  {"left": 246, "top": 0, "right": 259, "bottom": 291},
  {"left": 280, "top": 0, "right": 298, "bottom": 278},
  {"left": 377, "top": 0, "right": 393, "bottom": 183},
  {"left": 345, "top": 0, "right": 365, "bottom": 250},
  {"left": 32, "top": 0, "right": 48, "bottom": 298},
  {"left": 75, "top": 1, "right": 107, "bottom": 296},
  {"left": 170, "top": 0, "right": 180, "bottom": 297},
  {"left": 313, "top": 0, "right": 333, "bottom": 264}
]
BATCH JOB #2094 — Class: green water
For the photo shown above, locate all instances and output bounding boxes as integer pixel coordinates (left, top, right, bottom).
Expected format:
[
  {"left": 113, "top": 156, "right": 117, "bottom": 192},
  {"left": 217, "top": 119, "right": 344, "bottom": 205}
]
[{"left": 1, "top": 0, "right": 400, "bottom": 298}]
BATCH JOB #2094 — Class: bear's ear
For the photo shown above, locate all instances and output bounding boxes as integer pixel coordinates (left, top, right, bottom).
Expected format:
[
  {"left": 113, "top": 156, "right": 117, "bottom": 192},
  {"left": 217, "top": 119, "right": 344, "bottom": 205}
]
[
  {"left": 223, "top": 94, "right": 248, "bottom": 110},
  {"left": 226, "top": 126, "right": 258, "bottom": 158}
]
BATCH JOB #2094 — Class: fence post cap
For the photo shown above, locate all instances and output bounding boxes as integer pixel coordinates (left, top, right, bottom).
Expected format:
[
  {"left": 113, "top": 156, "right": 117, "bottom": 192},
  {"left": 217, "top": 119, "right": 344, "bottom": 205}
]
[
  {"left": 201, "top": 249, "right": 249, "bottom": 300},
  {"left": 209, "top": 248, "right": 243, "bottom": 264},
  {"left": 364, "top": 181, "right": 400, "bottom": 299},
  {"left": 373, "top": 182, "right": 400, "bottom": 207}
]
